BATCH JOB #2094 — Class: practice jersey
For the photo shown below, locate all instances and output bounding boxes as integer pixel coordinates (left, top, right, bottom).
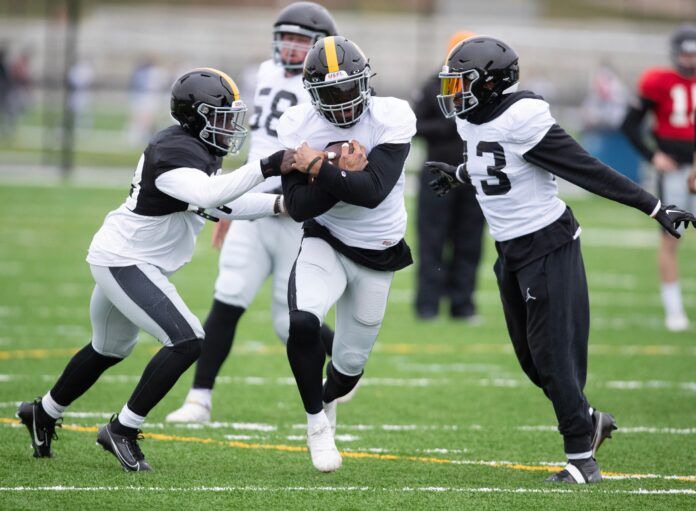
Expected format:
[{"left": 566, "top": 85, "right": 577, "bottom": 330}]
[
  {"left": 638, "top": 67, "right": 696, "bottom": 141},
  {"left": 456, "top": 97, "right": 566, "bottom": 242},
  {"left": 247, "top": 60, "right": 309, "bottom": 193},
  {"left": 87, "top": 125, "right": 220, "bottom": 273},
  {"left": 277, "top": 97, "right": 416, "bottom": 250}
]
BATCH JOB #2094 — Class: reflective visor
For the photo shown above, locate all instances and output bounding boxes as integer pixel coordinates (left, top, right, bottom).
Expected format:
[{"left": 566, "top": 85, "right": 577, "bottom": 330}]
[{"left": 440, "top": 74, "right": 463, "bottom": 96}]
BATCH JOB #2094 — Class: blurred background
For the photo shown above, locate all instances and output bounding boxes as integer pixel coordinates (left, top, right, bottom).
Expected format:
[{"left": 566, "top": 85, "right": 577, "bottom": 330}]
[{"left": 0, "top": 0, "right": 694, "bottom": 185}]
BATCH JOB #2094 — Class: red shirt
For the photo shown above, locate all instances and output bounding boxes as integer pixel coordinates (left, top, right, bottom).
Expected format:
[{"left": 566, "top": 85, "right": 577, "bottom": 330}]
[{"left": 638, "top": 67, "right": 696, "bottom": 141}]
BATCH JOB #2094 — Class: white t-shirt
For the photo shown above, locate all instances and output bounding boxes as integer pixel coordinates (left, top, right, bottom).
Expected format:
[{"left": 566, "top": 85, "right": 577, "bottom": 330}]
[
  {"left": 456, "top": 97, "right": 566, "bottom": 241},
  {"left": 277, "top": 97, "right": 416, "bottom": 250}
]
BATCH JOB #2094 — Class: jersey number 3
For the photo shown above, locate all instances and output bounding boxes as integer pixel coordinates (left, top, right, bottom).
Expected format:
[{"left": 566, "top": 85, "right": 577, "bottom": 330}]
[
  {"left": 249, "top": 89, "right": 298, "bottom": 137},
  {"left": 464, "top": 141, "right": 511, "bottom": 196}
]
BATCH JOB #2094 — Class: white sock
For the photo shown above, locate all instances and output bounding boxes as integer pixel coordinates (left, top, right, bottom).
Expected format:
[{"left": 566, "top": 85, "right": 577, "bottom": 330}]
[
  {"left": 566, "top": 450, "right": 593, "bottom": 460},
  {"left": 41, "top": 391, "right": 65, "bottom": 420},
  {"left": 187, "top": 388, "right": 212, "bottom": 409},
  {"left": 307, "top": 410, "right": 328, "bottom": 430},
  {"left": 118, "top": 404, "right": 146, "bottom": 429},
  {"left": 661, "top": 282, "right": 685, "bottom": 316}
]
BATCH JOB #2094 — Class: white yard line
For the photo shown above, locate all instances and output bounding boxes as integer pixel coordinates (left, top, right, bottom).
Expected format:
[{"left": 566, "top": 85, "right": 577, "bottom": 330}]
[{"left": 0, "top": 485, "right": 693, "bottom": 495}]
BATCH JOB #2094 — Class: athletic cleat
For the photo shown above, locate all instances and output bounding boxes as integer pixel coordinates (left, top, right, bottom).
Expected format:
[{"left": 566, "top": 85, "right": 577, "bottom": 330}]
[
  {"left": 546, "top": 457, "right": 602, "bottom": 484},
  {"left": 323, "top": 399, "right": 337, "bottom": 435},
  {"left": 96, "top": 416, "right": 151, "bottom": 472},
  {"left": 307, "top": 420, "right": 342, "bottom": 473},
  {"left": 591, "top": 409, "right": 618, "bottom": 456},
  {"left": 666, "top": 312, "right": 689, "bottom": 332},
  {"left": 336, "top": 379, "right": 361, "bottom": 404},
  {"left": 17, "top": 398, "right": 61, "bottom": 458},
  {"left": 165, "top": 400, "right": 211, "bottom": 423}
]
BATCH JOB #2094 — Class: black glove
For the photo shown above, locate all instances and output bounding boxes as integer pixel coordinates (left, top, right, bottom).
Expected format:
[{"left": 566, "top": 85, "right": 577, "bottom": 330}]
[
  {"left": 425, "top": 161, "right": 470, "bottom": 197},
  {"left": 260, "top": 150, "right": 286, "bottom": 178},
  {"left": 653, "top": 203, "right": 696, "bottom": 239}
]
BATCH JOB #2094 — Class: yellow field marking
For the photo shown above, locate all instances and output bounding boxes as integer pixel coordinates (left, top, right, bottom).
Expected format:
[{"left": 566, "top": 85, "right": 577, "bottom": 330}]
[
  {"left": 0, "top": 348, "right": 79, "bottom": 360},
  {"left": 2, "top": 418, "right": 694, "bottom": 482}
]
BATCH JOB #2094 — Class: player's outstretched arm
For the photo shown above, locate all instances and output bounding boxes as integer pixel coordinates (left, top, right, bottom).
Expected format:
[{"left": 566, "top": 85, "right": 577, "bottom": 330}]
[
  {"left": 196, "top": 193, "right": 284, "bottom": 222},
  {"left": 425, "top": 161, "right": 471, "bottom": 197},
  {"left": 523, "top": 124, "right": 695, "bottom": 238}
]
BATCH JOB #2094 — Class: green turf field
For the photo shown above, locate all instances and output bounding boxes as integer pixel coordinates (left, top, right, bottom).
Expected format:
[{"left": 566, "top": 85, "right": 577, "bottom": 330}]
[{"left": 0, "top": 184, "right": 694, "bottom": 510}]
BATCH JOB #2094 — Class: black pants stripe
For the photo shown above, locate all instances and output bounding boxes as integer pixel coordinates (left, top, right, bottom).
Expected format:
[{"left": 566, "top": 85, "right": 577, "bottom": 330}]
[{"left": 494, "top": 238, "right": 593, "bottom": 455}]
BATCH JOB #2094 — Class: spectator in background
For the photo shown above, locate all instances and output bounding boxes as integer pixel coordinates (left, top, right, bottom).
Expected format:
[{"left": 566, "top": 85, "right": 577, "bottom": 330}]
[
  {"left": 413, "top": 30, "right": 485, "bottom": 321},
  {"left": 621, "top": 25, "right": 696, "bottom": 332},
  {"left": 580, "top": 61, "right": 639, "bottom": 181},
  {"left": 7, "top": 49, "right": 31, "bottom": 131},
  {"left": 68, "top": 58, "right": 94, "bottom": 129},
  {"left": 127, "top": 57, "right": 168, "bottom": 146},
  {"left": 0, "top": 46, "right": 12, "bottom": 137}
]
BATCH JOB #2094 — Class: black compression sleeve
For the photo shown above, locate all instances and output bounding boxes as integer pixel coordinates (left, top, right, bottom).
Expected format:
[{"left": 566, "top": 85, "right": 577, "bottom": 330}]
[
  {"left": 281, "top": 170, "right": 339, "bottom": 222},
  {"left": 523, "top": 124, "right": 659, "bottom": 215},
  {"left": 314, "top": 143, "right": 410, "bottom": 208},
  {"left": 620, "top": 97, "right": 656, "bottom": 162}
]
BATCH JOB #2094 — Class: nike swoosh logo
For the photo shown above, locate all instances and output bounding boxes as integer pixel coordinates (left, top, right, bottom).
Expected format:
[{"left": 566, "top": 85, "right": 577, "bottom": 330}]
[
  {"left": 107, "top": 431, "right": 138, "bottom": 470},
  {"left": 665, "top": 210, "right": 681, "bottom": 215},
  {"left": 33, "top": 417, "right": 44, "bottom": 446}
]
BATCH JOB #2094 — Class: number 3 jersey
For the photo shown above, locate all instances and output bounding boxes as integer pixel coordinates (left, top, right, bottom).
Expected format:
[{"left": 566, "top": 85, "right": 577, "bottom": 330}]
[
  {"left": 246, "top": 59, "right": 309, "bottom": 192},
  {"left": 456, "top": 95, "right": 566, "bottom": 242}
]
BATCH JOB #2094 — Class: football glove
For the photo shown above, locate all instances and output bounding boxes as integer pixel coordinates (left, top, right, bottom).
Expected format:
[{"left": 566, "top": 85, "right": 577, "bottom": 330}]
[
  {"left": 653, "top": 203, "right": 696, "bottom": 239},
  {"left": 426, "top": 161, "right": 471, "bottom": 197}
]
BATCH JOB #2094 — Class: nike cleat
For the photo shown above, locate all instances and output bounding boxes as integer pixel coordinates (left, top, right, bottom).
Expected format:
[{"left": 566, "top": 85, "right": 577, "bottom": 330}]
[
  {"left": 96, "top": 416, "right": 151, "bottom": 472},
  {"left": 547, "top": 457, "right": 602, "bottom": 484},
  {"left": 591, "top": 409, "right": 618, "bottom": 456},
  {"left": 17, "top": 398, "right": 61, "bottom": 458}
]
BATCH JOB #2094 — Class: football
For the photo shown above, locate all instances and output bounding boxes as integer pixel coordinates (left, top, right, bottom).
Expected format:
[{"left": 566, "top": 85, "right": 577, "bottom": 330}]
[{"left": 323, "top": 140, "right": 351, "bottom": 165}]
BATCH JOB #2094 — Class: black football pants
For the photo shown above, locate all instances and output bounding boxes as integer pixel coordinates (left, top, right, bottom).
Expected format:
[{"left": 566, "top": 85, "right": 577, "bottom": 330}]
[{"left": 494, "top": 238, "right": 593, "bottom": 456}]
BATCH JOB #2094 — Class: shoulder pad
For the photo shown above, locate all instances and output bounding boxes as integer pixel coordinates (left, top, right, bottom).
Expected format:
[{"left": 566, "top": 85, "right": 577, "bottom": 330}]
[
  {"left": 370, "top": 97, "right": 417, "bottom": 145},
  {"left": 277, "top": 103, "right": 315, "bottom": 149},
  {"left": 506, "top": 98, "right": 555, "bottom": 144}
]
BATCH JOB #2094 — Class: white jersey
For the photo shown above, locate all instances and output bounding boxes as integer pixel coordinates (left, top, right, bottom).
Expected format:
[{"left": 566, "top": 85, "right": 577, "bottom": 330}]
[
  {"left": 456, "top": 97, "right": 566, "bottom": 242},
  {"left": 247, "top": 59, "right": 310, "bottom": 193},
  {"left": 277, "top": 97, "right": 416, "bottom": 250}
]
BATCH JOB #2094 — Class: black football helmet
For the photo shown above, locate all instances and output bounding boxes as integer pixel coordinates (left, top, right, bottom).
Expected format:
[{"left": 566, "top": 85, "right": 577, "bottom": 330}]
[
  {"left": 170, "top": 68, "right": 248, "bottom": 156},
  {"left": 272, "top": 2, "right": 338, "bottom": 72},
  {"left": 670, "top": 24, "right": 696, "bottom": 77},
  {"left": 437, "top": 36, "right": 519, "bottom": 119},
  {"left": 303, "top": 36, "right": 372, "bottom": 128}
]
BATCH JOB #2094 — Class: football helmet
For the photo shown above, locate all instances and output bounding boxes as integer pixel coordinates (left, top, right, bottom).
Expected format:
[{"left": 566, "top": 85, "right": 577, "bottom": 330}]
[
  {"left": 272, "top": 2, "right": 338, "bottom": 72},
  {"left": 170, "top": 68, "right": 248, "bottom": 156},
  {"left": 437, "top": 36, "right": 519, "bottom": 119},
  {"left": 670, "top": 24, "right": 696, "bottom": 77},
  {"left": 303, "top": 36, "right": 372, "bottom": 128}
]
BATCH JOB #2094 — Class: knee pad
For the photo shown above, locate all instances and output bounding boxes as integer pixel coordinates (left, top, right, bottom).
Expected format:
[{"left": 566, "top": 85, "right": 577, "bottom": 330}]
[
  {"left": 288, "top": 310, "right": 320, "bottom": 346},
  {"left": 333, "top": 349, "right": 368, "bottom": 377},
  {"left": 171, "top": 338, "right": 203, "bottom": 360}
]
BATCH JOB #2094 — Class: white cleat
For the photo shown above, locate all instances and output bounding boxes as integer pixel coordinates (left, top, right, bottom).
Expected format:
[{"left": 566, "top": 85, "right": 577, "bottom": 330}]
[
  {"left": 666, "top": 313, "right": 689, "bottom": 332},
  {"left": 307, "top": 420, "right": 342, "bottom": 473},
  {"left": 336, "top": 379, "right": 362, "bottom": 404},
  {"left": 165, "top": 400, "right": 211, "bottom": 423},
  {"left": 323, "top": 399, "right": 337, "bottom": 435}
]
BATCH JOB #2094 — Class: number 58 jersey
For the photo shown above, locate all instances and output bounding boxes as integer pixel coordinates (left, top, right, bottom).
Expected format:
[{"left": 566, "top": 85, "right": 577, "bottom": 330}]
[
  {"left": 246, "top": 60, "right": 309, "bottom": 192},
  {"left": 456, "top": 95, "right": 567, "bottom": 242}
]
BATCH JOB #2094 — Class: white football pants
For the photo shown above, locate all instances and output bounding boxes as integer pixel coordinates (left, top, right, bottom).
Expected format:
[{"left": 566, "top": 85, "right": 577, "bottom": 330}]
[{"left": 289, "top": 236, "right": 394, "bottom": 376}]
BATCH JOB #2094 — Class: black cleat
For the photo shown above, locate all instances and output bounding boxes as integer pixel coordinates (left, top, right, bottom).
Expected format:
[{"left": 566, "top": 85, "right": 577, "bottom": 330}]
[
  {"left": 96, "top": 416, "right": 151, "bottom": 472},
  {"left": 16, "top": 398, "right": 61, "bottom": 458},
  {"left": 547, "top": 457, "right": 602, "bottom": 484},
  {"left": 591, "top": 409, "right": 618, "bottom": 456}
]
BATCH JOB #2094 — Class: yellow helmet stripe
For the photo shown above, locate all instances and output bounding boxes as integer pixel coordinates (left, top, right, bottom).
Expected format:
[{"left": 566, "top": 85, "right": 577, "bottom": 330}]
[
  {"left": 324, "top": 36, "right": 339, "bottom": 73},
  {"left": 192, "top": 67, "right": 240, "bottom": 101}
]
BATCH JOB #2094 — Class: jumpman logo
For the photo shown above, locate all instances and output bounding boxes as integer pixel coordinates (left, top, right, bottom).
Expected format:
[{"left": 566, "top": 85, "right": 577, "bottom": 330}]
[{"left": 525, "top": 287, "right": 537, "bottom": 302}]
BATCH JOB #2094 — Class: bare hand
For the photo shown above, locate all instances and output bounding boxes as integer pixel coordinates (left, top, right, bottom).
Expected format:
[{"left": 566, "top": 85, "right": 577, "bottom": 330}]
[
  {"left": 292, "top": 142, "right": 325, "bottom": 174},
  {"left": 338, "top": 140, "right": 368, "bottom": 171},
  {"left": 211, "top": 219, "right": 231, "bottom": 250},
  {"left": 280, "top": 149, "right": 296, "bottom": 175},
  {"left": 652, "top": 151, "right": 679, "bottom": 173}
]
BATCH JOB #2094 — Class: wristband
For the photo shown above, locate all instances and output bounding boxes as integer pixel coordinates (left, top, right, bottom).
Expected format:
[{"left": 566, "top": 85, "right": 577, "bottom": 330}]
[
  {"left": 650, "top": 200, "right": 661, "bottom": 218},
  {"left": 306, "top": 156, "right": 323, "bottom": 177}
]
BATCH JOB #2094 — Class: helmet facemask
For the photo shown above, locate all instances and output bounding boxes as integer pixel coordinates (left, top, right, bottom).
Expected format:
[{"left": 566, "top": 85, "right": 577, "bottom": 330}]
[
  {"left": 437, "top": 67, "right": 480, "bottom": 119},
  {"left": 305, "top": 67, "right": 371, "bottom": 128},
  {"left": 197, "top": 100, "right": 248, "bottom": 155},
  {"left": 272, "top": 25, "right": 323, "bottom": 71}
]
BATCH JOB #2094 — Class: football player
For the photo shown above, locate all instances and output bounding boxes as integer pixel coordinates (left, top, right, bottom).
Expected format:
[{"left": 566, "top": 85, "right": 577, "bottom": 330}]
[
  {"left": 279, "top": 36, "right": 416, "bottom": 472},
  {"left": 621, "top": 24, "right": 696, "bottom": 331},
  {"left": 166, "top": 2, "right": 339, "bottom": 423},
  {"left": 427, "top": 36, "right": 695, "bottom": 484},
  {"left": 16, "top": 68, "right": 293, "bottom": 471}
]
